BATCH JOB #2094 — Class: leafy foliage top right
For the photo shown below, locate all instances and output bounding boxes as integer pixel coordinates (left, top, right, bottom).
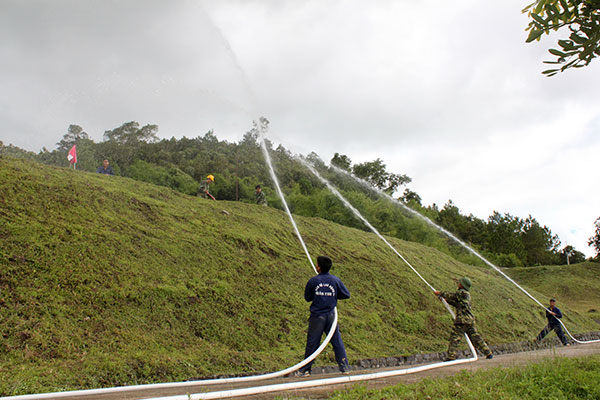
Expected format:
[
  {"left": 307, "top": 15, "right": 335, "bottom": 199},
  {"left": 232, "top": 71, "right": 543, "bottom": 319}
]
[{"left": 524, "top": 0, "right": 600, "bottom": 76}]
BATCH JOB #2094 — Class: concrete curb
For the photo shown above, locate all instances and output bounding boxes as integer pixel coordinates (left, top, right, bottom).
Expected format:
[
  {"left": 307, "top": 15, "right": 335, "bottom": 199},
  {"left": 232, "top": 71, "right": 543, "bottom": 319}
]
[{"left": 309, "top": 330, "right": 600, "bottom": 375}]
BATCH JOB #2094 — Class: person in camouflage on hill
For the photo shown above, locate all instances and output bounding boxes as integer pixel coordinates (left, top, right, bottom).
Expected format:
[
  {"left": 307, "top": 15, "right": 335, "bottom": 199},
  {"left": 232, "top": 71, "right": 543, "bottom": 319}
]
[
  {"left": 198, "top": 175, "right": 215, "bottom": 200},
  {"left": 434, "top": 277, "right": 493, "bottom": 361},
  {"left": 255, "top": 185, "right": 267, "bottom": 206}
]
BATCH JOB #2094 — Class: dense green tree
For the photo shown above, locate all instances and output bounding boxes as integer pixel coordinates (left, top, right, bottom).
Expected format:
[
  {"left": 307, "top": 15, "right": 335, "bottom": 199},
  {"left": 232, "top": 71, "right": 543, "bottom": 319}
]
[
  {"left": 589, "top": 216, "right": 600, "bottom": 258},
  {"left": 352, "top": 159, "right": 388, "bottom": 189},
  {"left": 127, "top": 160, "right": 197, "bottom": 195},
  {"left": 305, "top": 152, "right": 326, "bottom": 170},
  {"left": 1, "top": 143, "right": 36, "bottom": 160},
  {"left": 103, "top": 121, "right": 159, "bottom": 144},
  {"left": 331, "top": 153, "right": 352, "bottom": 171},
  {"left": 100, "top": 121, "right": 159, "bottom": 173},
  {"left": 524, "top": 0, "right": 600, "bottom": 76},
  {"left": 56, "top": 124, "right": 90, "bottom": 152},
  {"left": 352, "top": 158, "right": 411, "bottom": 195},
  {"left": 28, "top": 125, "right": 97, "bottom": 171},
  {"left": 521, "top": 215, "right": 561, "bottom": 265},
  {"left": 401, "top": 188, "right": 422, "bottom": 206},
  {"left": 437, "top": 200, "right": 468, "bottom": 238},
  {"left": 487, "top": 212, "right": 526, "bottom": 261},
  {"left": 559, "top": 245, "right": 587, "bottom": 264},
  {"left": 436, "top": 201, "right": 488, "bottom": 247}
]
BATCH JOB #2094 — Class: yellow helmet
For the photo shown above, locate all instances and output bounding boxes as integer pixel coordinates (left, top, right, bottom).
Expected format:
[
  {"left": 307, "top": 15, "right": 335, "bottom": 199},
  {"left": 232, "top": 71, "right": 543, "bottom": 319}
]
[{"left": 207, "top": 174, "right": 214, "bottom": 182}]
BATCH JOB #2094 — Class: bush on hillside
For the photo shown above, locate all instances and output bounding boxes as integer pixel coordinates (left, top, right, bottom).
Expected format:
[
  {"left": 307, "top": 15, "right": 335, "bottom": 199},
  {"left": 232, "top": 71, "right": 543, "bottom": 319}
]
[
  {"left": 495, "top": 253, "right": 524, "bottom": 268},
  {"left": 127, "top": 160, "right": 197, "bottom": 195}
]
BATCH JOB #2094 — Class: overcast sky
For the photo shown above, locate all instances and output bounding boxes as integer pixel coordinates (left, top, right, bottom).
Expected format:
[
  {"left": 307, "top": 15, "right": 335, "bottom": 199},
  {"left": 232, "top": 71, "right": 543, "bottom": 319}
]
[{"left": 2, "top": 0, "right": 599, "bottom": 257}]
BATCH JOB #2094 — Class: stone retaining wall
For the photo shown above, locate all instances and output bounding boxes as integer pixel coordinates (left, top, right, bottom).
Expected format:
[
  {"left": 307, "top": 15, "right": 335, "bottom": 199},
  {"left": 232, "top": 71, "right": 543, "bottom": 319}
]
[{"left": 310, "top": 331, "right": 600, "bottom": 375}]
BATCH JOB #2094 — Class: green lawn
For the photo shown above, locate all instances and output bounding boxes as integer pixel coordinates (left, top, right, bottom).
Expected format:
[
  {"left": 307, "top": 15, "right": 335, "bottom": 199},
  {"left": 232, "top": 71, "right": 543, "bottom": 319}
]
[{"left": 328, "top": 355, "right": 600, "bottom": 400}]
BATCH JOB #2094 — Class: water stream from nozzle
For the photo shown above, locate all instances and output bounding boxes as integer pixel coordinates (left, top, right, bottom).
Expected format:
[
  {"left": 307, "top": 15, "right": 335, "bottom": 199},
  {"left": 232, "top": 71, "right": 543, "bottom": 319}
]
[{"left": 256, "top": 118, "right": 315, "bottom": 272}]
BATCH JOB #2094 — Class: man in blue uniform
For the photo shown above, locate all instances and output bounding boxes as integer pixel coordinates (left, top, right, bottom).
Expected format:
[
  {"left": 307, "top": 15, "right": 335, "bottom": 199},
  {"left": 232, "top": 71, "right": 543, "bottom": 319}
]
[
  {"left": 96, "top": 159, "right": 114, "bottom": 175},
  {"left": 297, "top": 256, "right": 350, "bottom": 376},
  {"left": 535, "top": 298, "right": 569, "bottom": 346}
]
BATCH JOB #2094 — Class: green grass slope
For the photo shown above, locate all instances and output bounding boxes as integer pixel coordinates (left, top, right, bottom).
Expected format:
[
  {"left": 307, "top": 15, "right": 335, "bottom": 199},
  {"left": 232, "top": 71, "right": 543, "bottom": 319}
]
[
  {"left": 507, "top": 262, "right": 600, "bottom": 322},
  {"left": 0, "top": 157, "right": 597, "bottom": 395}
]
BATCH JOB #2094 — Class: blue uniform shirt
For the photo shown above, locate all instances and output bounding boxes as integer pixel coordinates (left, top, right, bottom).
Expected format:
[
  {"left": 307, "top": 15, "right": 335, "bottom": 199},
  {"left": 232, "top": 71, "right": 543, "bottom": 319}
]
[
  {"left": 304, "top": 272, "right": 350, "bottom": 316},
  {"left": 546, "top": 306, "right": 563, "bottom": 327},
  {"left": 96, "top": 166, "right": 114, "bottom": 175}
]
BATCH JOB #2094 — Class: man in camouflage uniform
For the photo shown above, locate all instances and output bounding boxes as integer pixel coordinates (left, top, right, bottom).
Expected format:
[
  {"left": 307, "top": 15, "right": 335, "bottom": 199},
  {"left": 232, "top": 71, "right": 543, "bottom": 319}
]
[
  {"left": 255, "top": 185, "right": 267, "bottom": 206},
  {"left": 198, "top": 175, "right": 215, "bottom": 200},
  {"left": 434, "top": 277, "right": 493, "bottom": 361}
]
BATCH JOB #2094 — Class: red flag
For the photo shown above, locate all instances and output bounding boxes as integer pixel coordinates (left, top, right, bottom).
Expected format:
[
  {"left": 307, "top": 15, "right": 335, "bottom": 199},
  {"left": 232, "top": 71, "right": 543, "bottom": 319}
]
[{"left": 67, "top": 145, "right": 77, "bottom": 164}]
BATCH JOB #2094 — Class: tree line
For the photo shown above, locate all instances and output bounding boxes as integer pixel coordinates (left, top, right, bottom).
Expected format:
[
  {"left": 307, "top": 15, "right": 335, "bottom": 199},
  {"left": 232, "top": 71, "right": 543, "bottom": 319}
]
[{"left": 1, "top": 120, "right": 598, "bottom": 266}]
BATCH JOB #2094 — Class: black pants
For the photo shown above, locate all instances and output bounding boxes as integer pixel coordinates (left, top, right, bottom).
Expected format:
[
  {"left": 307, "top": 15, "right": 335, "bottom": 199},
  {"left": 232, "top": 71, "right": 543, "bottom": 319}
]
[
  {"left": 537, "top": 323, "right": 568, "bottom": 345},
  {"left": 299, "top": 312, "right": 349, "bottom": 373}
]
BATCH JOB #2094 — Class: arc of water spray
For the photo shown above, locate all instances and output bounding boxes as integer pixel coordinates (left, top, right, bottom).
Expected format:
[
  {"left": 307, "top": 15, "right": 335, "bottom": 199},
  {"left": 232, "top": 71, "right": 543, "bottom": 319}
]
[
  {"left": 328, "top": 164, "right": 599, "bottom": 344},
  {"left": 142, "top": 138, "right": 479, "bottom": 400},
  {"left": 298, "top": 158, "right": 460, "bottom": 318},
  {"left": 257, "top": 118, "right": 316, "bottom": 272}
]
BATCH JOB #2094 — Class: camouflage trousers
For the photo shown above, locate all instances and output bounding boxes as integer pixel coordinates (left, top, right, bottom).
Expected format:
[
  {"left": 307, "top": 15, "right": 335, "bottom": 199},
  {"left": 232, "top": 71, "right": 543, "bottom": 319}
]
[{"left": 447, "top": 323, "right": 492, "bottom": 359}]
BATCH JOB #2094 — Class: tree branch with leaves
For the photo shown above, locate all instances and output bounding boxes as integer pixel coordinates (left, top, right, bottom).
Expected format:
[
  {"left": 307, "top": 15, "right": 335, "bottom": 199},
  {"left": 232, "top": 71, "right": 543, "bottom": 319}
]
[
  {"left": 589, "top": 216, "right": 600, "bottom": 258},
  {"left": 524, "top": 0, "right": 600, "bottom": 76}
]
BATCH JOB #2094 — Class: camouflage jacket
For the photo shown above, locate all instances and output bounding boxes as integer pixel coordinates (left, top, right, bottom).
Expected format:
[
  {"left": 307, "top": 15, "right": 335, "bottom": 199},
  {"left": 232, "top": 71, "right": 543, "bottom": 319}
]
[
  {"left": 441, "top": 288, "right": 475, "bottom": 325},
  {"left": 198, "top": 181, "right": 211, "bottom": 198},
  {"left": 255, "top": 190, "right": 267, "bottom": 205}
]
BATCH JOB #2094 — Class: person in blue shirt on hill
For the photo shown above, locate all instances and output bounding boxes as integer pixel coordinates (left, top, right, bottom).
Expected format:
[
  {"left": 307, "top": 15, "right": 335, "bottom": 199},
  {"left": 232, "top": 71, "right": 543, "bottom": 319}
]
[
  {"left": 296, "top": 256, "right": 351, "bottom": 376},
  {"left": 96, "top": 159, "right": 114, "bottom": 175},
  {"left": 535, "top": 298, "right": 569, "bottom": 346}
]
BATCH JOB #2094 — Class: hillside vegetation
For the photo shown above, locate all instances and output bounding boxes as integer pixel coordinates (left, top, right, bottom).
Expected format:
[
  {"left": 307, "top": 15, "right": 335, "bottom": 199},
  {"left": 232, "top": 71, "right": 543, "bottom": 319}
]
[
  {"left": 0, "top": 157, "right": 597, "bottom": 396},
  {"left": 507, "top": 262, "right": 600, "bottom": 322},
  {"left": 1, "top": 121, "right": 581, "bottom": 268}
]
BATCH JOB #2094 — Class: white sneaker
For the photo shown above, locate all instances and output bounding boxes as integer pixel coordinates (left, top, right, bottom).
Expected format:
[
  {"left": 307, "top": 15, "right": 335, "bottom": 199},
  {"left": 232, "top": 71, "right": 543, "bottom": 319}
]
[{"left": 293, "top": 370, "right": 311, "bottom": 377}]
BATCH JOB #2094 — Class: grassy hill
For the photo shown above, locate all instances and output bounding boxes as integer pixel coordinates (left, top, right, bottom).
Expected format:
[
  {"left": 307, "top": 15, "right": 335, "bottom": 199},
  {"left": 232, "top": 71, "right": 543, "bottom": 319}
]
[
  {"left": 506, "top": 262, "right": 600, "bottom": 322},
  {"left": 0, "top": 157, "right": 598, "bottom": 396}
]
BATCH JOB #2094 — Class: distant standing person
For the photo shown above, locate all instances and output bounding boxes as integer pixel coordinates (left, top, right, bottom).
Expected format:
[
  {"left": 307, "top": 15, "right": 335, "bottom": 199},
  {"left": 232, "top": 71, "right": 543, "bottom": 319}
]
[
  {"left": 198, "top": 175, "right": 215, "bottom": 200},
  {"left": 434, "top": 277, "right": 493, "bottom": 361},
  {"left": 96, "top": 159, "right": 114, "bottom": 175},
  {"left": 296, "top": 256, "right": 351, "bottom": 376},
  {"left": 535, "top": 298, "right": 569, "bottom": 346},
  {"left": 255, "top": 185, "right": 267, "bottom": 206}
]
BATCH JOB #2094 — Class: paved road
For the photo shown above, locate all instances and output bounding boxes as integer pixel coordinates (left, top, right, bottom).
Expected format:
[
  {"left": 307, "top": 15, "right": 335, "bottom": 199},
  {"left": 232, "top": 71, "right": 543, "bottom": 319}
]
[{"left": 9, "top": 342, "right": 600, "bottom": 400}]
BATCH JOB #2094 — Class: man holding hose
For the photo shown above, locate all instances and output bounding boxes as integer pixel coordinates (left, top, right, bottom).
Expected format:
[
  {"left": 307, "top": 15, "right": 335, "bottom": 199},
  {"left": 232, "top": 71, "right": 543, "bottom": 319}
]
[
  {"left": 435, "top": 277, "right": 493, "bottom": 361},
  {"left": 534, "top": 298, "right": 569, "bottom": 346},
  {"left": 296, "top": 256, "right": 351, "bottom": 376}
]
